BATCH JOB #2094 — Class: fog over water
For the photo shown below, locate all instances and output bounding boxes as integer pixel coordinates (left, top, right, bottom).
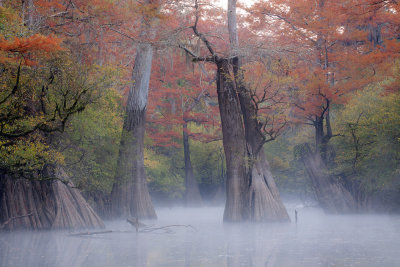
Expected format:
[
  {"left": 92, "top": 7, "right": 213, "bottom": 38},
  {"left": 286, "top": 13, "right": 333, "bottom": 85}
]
[{"left": 1, "top": 203, "right": 400, "bottom": 267}]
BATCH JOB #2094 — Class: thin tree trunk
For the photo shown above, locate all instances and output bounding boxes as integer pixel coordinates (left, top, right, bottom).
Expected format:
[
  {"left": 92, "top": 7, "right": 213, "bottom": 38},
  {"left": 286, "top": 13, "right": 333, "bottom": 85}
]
[
  {"left": 368, "top": 24, "right": 383, "bottom": 47},
  {"left": 111, "top": 42, "right": 156, "bottom": 219},
  {"left": 314, "top": 115, "right": 330, "bottom": 165},
  {"left": 227, "top": 0, "right": 289, "bottom": 221},
  {"left": 20, "top": 0, "right": 34, "bottom": 29},
  {"left": 315, "top": 116, "right": 324, "bottom": 153},
  {"left": 183, "top": 122, "right": 202, "bottom": 206},
  {"left": 21, "top": 0, "right": 25, "bottom": 26},
  {"left": 314, "top": 110, "right": 337, "bottom": 168},
  {"left": 27, "top": 0, "right": 34, "bottom": 29}
]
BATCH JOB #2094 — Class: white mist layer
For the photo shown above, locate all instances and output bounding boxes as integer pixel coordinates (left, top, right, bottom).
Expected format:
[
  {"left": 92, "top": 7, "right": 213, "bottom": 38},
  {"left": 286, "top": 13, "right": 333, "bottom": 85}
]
[{"left": 1, "top": 204, "right": 400, "bottom": 267}]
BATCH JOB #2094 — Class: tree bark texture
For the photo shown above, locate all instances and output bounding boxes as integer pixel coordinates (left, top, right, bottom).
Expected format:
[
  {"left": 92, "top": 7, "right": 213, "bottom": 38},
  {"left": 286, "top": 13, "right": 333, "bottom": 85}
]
[
  {"left": 314, "top": 110, "right": 337, "bottom": 169},
  {"left": 227, "top": 0, "right": 289, "bottom": 221},
  {"left": 111, "top": 43, "right": 156, "bottom": 219},
  {"left": 300, "top": 144, "right": 356, "bottom": 213},
  {"left": 235, "top": 78, "right": 289, "bottom": 221},
  {"left": 217, "top": 59, "right": 249, "bottom": 222},
  {"left": 183, "top": 123, "right": 203, "bottom": 206},
  {"left": 27, "top": 0, "right": 34, "bottom": 29},
  {"left": 0, "top": 168, "right": 104, "bottom": 230}
]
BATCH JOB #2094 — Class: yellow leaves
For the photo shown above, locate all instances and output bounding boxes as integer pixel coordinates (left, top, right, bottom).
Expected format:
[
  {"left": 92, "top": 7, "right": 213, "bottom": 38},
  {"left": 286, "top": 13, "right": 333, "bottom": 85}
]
[
  {"left": 122, "top": 1, "right": 163, "bottom": 24},
  {"left": 0, "top": 134, "right": 64, "bottom": 172},
  {"left": 338, "top": 85, "right": 400, "bottom": 139},
  {"left": 144, "top": 147, "right": 185, "bottom": 198},
  {"left": 269, "top": 155, "right": 290, "bottom": 170},
  {"left": 0, "top": 47, "right": 111, "bottom": 173},
  {"left": 144, "top": 152, "right": 162, "bottom": 170},
  {"left": 0, "top": 6, "right": 28, "bottom": 41},
  {"left": 0, "top": 6, "right": 19, "bottom": 21}
]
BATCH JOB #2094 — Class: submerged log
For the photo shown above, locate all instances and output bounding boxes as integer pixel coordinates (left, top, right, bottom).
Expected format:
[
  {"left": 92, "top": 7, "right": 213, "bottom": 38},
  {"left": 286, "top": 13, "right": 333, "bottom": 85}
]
[
  {"left": 300, "top": 144, "right": 356, "bottom": 213},
  {"left": 0, "top": 168, "right": 105, "bottom": 230}
]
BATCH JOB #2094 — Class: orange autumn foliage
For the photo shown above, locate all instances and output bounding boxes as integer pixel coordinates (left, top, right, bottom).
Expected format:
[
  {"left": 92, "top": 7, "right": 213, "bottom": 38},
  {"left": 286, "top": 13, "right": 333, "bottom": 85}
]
[
  {"left": 147, "top": 51, "right": 220, "bottom": 148},
  {"left": 0, "top": 34, "right": 62, "bottom": 65},
  {"left": 248, "top": 0, "right": 400, "bottom": 125}
]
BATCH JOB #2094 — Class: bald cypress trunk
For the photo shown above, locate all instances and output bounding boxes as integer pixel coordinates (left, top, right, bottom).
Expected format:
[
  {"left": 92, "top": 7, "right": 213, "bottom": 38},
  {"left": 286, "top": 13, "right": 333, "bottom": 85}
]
[
  {"left": 183, "top": 123, "right": 202, "bottom": 206},
  {"left": 0, "top": 168, "right": 104, "bottom": 230},
  {"left": 300, "top": 144, "right": 356, "bottom": 213},
  {"left": 111, "top": 43, "right": 156, "bottom": 219},
  {"left": 227, "top": 0, "right": 289, "bottom": 221},
  {"left": 307, "top": 104, "right": 357, "bottom": 213},
  {"left": 217, "top": 59, "right": 249, "bottom": 222},
  {"left": 236, "top": 81, "right": 289, "bottom": 221}
]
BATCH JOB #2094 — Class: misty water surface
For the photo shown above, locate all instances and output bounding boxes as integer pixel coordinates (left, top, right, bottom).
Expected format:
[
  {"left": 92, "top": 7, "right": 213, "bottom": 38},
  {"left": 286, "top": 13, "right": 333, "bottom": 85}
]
[{"left": 1, "top": 204, "right": 400, "bottom": 267}]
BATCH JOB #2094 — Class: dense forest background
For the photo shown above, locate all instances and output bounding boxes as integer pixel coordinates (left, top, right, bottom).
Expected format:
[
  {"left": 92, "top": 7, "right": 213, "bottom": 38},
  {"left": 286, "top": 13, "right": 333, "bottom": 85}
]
[{"left": 0, "top": 0, "right": 399, "bottom": 226}]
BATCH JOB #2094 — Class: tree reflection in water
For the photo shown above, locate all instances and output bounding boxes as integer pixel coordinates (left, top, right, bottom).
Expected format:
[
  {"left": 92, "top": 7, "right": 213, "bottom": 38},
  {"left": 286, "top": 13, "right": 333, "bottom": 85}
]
[{"left": 1, "top": 205, "right": 400, "bottom": 267}]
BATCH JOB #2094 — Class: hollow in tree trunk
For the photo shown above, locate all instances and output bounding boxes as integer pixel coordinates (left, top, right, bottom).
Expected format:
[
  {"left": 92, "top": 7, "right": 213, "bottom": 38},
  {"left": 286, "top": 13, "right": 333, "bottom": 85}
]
[
  {"left": 183, "top": 123, "right": 202, "bottom": 206},
  {"left": 111, "top": 43, "right": 156, "bottom": 219}
]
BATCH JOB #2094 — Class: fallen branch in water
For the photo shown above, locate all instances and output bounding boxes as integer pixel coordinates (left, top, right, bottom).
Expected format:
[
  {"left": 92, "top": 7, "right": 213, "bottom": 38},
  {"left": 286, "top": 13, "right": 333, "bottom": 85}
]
[
  {"left": 0, "top": 213, "right": 33, "bottom": 229},
  {"left": 68, "top": 230, "right": 113, "bottom": 236},
  {"left": 139, "top": 224, "right": 197, "bottom": 234},
  {"left": 68, "top": 224, "right": 197, "bottom": 236},
  {"left": 125, "top": 217, "right": 196, "bottom": 234}
]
